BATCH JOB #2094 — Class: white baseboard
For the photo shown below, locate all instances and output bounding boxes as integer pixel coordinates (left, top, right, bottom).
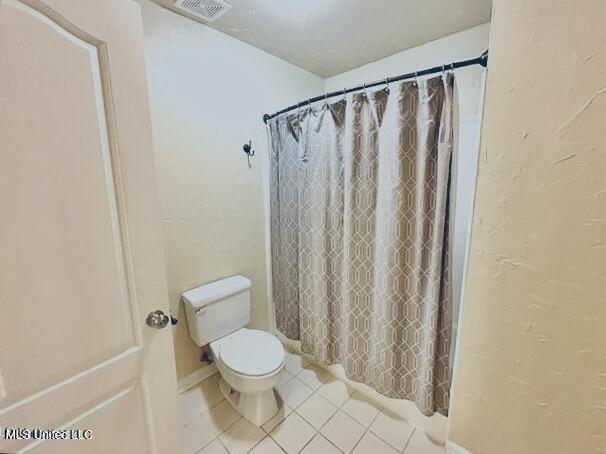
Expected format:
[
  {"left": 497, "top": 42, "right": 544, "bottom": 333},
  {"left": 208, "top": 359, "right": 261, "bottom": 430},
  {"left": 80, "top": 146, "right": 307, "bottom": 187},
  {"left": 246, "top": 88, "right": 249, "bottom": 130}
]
[
  {"left": 177, "top": 364, "right": 218, "bottom": 393},
  {"left": 446, "top": 441, "right": 474, "bottom": 454}
]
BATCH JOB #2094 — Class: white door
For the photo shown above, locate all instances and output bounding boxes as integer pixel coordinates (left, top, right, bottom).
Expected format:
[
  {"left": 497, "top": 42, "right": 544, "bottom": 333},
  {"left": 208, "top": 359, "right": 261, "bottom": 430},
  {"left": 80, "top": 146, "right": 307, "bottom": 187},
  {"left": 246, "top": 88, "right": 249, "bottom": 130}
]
[{"left": 0, "top": 0, "right": 181, "bottom": 452}]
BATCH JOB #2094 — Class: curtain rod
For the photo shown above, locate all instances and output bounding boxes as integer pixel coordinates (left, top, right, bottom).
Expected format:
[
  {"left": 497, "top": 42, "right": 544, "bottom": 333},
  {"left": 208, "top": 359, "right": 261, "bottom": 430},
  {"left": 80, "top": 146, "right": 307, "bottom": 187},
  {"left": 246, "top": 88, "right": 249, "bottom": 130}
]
[{"left": 263, "top": 50, "right": 488, "bottom": 124}]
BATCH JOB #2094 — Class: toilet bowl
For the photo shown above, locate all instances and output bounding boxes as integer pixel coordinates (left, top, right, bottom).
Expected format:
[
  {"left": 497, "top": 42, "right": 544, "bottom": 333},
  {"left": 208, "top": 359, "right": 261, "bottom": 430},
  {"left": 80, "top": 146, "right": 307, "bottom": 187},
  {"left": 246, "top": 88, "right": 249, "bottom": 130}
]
[
  {"left": 181, "top": 275, "right": 285, "bottom": 426},
  {"left": 210, "top": 328, "right": 285, "bottom": 425}
]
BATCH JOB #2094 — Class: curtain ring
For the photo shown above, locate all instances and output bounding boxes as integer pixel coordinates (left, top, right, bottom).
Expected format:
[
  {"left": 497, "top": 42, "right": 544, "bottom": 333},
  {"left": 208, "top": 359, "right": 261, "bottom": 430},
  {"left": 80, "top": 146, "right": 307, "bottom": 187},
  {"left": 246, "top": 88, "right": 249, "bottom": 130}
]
[
  {"left": 413, "top": 71, "right": 419, "bottom": 86},
  {"left": 342, "top": 88, "right": 347, "bottom": 100},
  {"left": 384, "top": 77, "right": 390, "bottom": 93},
  {"left": 324, "top": 92, "right": 329, "bottom": 106}
]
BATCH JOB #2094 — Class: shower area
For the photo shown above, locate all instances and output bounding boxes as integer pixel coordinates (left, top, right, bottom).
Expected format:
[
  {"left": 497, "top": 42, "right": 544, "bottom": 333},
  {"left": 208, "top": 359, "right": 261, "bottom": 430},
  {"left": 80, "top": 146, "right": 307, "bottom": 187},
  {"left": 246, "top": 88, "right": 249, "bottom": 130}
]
[
  {"left": 264, "top": 56, "right": 486, "bottom": 420},
  {"left": 137, "top": 1, "right": 491, "bottom": 448}
]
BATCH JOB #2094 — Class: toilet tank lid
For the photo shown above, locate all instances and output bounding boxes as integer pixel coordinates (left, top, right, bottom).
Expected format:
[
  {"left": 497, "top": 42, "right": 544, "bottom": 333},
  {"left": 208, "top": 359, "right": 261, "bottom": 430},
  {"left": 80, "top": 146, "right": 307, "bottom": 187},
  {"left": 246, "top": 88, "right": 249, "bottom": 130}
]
[{"left": 181, "top": 275, "right": 252, "bottom": 308}]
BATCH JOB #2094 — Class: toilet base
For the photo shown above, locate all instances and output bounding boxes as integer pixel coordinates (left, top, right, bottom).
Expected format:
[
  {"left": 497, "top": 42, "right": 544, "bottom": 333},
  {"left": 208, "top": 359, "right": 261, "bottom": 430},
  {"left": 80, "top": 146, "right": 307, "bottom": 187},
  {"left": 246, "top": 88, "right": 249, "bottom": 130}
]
[{"left": 219, "top": 378, "right": 279, "bottom": 426}]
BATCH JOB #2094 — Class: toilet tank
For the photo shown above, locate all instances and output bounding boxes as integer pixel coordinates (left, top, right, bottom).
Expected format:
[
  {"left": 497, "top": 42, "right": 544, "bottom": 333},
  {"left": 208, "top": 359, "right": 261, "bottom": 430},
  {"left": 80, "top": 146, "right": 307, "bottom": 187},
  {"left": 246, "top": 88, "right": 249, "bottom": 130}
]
[{"left": 182, "top": 275, "right": 252, "bottom": 347}]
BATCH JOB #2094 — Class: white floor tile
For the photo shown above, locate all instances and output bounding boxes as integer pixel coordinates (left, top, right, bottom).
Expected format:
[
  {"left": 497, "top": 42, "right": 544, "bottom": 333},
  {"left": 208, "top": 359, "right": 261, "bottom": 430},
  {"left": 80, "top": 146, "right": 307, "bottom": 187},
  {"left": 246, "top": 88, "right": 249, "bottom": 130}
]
[
  {"left": 249, "top": 436, "right": 285, "bottom": 454},
  {"left": 198, "top": 439, "right": 229, "bottom": 454},
  {"left": 284, "top": 353, "right": 310, "bottom": 375},
  {"left": 352, "top": 431, "right": 398, "bottom": 454},
  {"left": 179, "top": 374, "right": 224, "bottom": 426},
  {"left": 369, "top": 411, "right": 415, "bottom": 452},
  {"left": 261, "top": 399, "right": 292, "bottom": 433},
  {"left": 300, "top": 434, "right": 341, "bottom": 454},
  {"left": 317, "top": 379, "right": 353, "bottom": 407},
  {"left": 296, "top": 364, "right": 330, "bottom": 390},
  {"left": 183, "top": 418, "right": 212, "bottom": 454},
  {"left": 403, "top": 429, "right": 446, "bottom": 454},
  {"left": 320, "top": 411, "right": 365, "bottom": 453},
  {"left": 296, "top": 393, "right": 338, "bottom": 430},
  {"left": 219, "top": 418, "right": 266, "bottom": 454},
  {"left": 277, "top": 370, "right": 293, "bottom": 386},
  {"left": 270, "top": 412, "right": 316, "bottom": 454},
  {"left": 183, "top": 401, "right": 239, "bottom": 454},
  {"left": 341, "top": 393, "right": 380, "bottom": 427},
  {"left": 180, "top": 367, "right": 441, "bottom": 454},
  {"left": 276, "top": 377, "right": 314, "bottom": 409}
]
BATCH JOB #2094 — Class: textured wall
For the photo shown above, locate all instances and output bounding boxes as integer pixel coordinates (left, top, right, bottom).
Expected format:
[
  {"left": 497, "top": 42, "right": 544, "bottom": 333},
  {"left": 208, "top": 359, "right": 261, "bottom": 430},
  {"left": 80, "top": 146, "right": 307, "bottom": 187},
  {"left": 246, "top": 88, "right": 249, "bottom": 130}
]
[
  {"left": 449, "top": 1, "right": 606, "bottom": 453},
  {"left": 135, "top": 0, "right": 323, "bottom": 379}
]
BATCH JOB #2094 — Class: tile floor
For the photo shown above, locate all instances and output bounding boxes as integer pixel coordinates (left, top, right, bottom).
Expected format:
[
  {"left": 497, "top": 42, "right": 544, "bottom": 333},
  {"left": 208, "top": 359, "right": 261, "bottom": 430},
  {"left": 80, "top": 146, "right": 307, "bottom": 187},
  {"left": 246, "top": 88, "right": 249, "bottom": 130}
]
[{"left": 180, "top": 352, "right": 446, "bottom": 454}]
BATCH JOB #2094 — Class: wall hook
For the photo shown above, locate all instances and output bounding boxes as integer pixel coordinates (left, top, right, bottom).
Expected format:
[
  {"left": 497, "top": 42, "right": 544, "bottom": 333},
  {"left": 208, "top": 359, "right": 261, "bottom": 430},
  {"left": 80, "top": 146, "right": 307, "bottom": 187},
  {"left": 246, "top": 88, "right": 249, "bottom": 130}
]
[
  {"left": 243, "top": 141, "right": 255, "bottom": 157},
  {"left": 243, "top": 141, "right": 255, "bottom": 167}
]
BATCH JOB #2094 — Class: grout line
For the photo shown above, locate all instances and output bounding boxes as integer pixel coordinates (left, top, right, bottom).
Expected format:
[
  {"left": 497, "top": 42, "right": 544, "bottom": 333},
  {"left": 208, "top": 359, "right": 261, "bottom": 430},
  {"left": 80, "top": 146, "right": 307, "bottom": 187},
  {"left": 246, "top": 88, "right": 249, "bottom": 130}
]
[
  {"left": 296, "top": 435, "right": 319, "bottom": 453},
  {"left": 269, "top": 374, "right": 348, "bottom": 453},
  {"left": 241, "top": 427, "right": 268, "bottom": 454},
  {"left": 217, "top": 436, "right": 230, "bottom": 453},
  {"left": 349, "top": 410, "right": 382, "bottom": 453},
  {"left": 324, "top": 435, "right": 345, "bottom": 454},
  {"left": 295, "top": 380, "right": 361, "bottom": 453},
  {"left": 190, "top": 353, "right": 430, "bottom": 454},
  {"left": 400, "top": 428, "right": 416, "bottom": 453},
  {"left": 272, "top": 440, "right": 287, "bottom": 454},
  {"left": 187, "top": 386, "right": 243, "bottom": 453},
  {"left": 182, "top": 395, "right": 227, "bottom": 429},
  {"left": 300, "top": 432, "right": 343, "bottom": 454},
  {"left": 216, "top": 435, "right": 230, "bottom": 454}
]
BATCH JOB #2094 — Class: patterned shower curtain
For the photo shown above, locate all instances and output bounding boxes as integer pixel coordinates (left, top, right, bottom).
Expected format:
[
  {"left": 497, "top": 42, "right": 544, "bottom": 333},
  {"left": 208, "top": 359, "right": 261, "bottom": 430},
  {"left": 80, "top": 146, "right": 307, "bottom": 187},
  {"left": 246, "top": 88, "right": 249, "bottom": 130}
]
[{"left": 268, "top": 74, "right": 454, "bottom": 416}]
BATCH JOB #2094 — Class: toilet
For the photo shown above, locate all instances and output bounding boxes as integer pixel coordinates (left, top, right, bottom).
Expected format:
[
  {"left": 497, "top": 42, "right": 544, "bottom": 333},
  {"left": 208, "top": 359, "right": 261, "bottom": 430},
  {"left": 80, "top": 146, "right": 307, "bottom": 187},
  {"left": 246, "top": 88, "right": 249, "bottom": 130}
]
[{"left": 182, "top": 275, "right": 286, "bottom": 426}]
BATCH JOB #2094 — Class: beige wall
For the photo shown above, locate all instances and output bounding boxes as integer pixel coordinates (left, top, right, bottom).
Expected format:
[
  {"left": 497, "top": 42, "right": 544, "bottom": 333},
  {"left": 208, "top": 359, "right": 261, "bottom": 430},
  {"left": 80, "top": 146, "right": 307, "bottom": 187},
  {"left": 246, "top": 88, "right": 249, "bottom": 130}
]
[
  {"left": 135, "top": 0, "right": 323, "bottom": 379},
  {"left": 449, "top": 1, "right": 606, "bottom": 453}
]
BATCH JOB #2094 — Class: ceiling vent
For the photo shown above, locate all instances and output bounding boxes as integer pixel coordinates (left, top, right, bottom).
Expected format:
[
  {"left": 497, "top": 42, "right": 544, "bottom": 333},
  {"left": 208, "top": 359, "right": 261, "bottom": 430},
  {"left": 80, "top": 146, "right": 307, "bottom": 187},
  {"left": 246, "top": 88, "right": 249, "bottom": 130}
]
[{"left": 173, "top": 0, "right": 232, "bottom": 22}]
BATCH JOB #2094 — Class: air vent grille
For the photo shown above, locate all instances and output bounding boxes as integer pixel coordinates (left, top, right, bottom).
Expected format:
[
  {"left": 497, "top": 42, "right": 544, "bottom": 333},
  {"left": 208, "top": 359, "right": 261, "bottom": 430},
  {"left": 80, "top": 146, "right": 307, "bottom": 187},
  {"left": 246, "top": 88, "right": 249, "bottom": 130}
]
[{"left": 174, "top": 0, "right": 232, "bottom": 22}]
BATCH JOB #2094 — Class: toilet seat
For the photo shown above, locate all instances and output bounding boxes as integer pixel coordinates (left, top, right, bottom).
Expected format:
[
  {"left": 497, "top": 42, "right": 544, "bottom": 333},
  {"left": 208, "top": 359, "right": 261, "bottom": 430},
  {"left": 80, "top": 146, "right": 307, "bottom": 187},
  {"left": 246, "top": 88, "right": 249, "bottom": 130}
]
[{"left": 220, "top": 329, "right": 285, "bottom": 377}]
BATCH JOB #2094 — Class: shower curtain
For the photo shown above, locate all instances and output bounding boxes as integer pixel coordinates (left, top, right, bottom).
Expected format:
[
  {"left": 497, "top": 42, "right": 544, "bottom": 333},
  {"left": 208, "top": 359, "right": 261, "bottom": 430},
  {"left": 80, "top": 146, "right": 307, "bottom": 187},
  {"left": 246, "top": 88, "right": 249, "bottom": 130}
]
[{"left": 268, "top": 74, "right": 454, "bottom": 416}]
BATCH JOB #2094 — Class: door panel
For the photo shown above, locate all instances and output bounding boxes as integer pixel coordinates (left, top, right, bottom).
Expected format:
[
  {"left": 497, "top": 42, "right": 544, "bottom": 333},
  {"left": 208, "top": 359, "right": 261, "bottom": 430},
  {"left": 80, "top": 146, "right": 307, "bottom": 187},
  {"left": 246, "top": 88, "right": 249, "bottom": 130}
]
[
  {"left": 28, "top": 386, "right": 150, "bottom": 454},
  {"left": 0, "top": 0, "right": 180, "bottom": 452},
  {"left": 1, "top": 0, "right": 135, "bottom": 401}
]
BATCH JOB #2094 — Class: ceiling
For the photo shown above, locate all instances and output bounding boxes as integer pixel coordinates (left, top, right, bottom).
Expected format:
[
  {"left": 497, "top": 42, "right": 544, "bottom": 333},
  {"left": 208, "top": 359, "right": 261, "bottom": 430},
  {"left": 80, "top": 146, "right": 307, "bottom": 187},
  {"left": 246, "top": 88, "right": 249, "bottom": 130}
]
[{"left": 204, "top": 0, "right": 492, "bottom": 77}]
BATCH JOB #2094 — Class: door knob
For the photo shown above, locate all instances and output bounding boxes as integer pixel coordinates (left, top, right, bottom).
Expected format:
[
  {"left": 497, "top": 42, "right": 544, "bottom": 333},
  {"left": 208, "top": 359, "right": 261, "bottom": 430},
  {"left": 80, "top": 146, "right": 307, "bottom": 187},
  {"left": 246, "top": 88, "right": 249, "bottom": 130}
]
[{"left": 146, "top": 310, "right": 170, "bottom": 329}]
